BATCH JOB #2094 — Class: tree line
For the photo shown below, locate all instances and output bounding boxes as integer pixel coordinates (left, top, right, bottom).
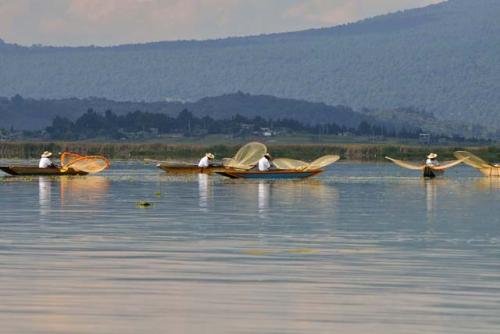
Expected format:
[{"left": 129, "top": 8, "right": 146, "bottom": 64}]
[{"left": 45, "top": 108, "right": 428, "bottom": 140}]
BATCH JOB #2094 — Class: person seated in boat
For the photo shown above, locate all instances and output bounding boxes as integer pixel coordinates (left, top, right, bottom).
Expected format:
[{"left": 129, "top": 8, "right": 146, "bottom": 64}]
[
  {"left": 258, "top": 153, "right": 273, "bottom": 171},
  {"left": 39, "top": 151, "right": 56, "bottom": 168},
  {"left": 425, "top": 153, "right": 440, "bottom": 167},
  {"left": 198, "top": 153, "right": 215, "bottom": 169}
]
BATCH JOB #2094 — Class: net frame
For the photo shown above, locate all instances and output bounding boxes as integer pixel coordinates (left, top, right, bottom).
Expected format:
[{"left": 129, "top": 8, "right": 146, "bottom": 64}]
[
  {"left": 385, "top": 156, "right": 466, "bottom": 171},
  {"left": 454, "top": 151, "right": 500, "bottom": 176},
  {"left": 60, "top": 151, "right": 110, "bottom": 174},
  {"left": 223, "top": 142, "right": 267, "bottom": 170},
  {"left": 273, "top": 155, "right": 340, "bottom": 171}
]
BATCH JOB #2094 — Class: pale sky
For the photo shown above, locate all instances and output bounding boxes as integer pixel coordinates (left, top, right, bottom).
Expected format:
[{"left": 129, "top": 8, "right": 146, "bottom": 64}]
[{"left": 0, "top": 0, "right": 444, "bottom": 46}]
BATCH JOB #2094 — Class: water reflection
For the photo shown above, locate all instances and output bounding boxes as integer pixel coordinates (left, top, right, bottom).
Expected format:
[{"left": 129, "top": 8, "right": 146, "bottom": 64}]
[
  {"left": 474, "top": 177, "right": 500, "bottom": 191},
  {"left": 257, "top": 181, "right": 271, "bottom": 217},
  {"left": 60, "top": 176, "right": 110, "bottom": 206},
  {"left": 423, "top": 179, "right": 438, "bottom": 221},
  {"left": 273, "top": 179, "right": 339, "bottom": 205},
  {"left": 198, "top": 173, "right": 210, "bottom": 211},
  {"left": 38, "top": 177, "right": 52, "bottom": 217},
  {"left": 4, "top": 163, "right": 500, "bottom": 334},
  {"left": 247, "top": 179, "right": 338, "bottom": 217}
]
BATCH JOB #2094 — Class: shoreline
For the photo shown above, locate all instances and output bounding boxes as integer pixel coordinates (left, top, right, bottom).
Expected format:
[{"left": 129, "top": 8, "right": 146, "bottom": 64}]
[{"left": 0, "top": 141, "right": 498, "bottom": 162}]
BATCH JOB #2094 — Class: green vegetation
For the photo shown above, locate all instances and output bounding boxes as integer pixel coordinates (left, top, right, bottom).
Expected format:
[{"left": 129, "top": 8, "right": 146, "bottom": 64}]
[
  {"left": 1, "top": 93, "right": 492, "bottom": 139},
  {"left": 1, "top": 141, "right": 499, "bottom": 162},
  {"left": 45, "top": 108, "right": 430, "bottom": 141}
]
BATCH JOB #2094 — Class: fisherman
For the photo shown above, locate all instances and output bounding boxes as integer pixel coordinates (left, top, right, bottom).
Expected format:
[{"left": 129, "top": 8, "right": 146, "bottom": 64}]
[
  {"left": 39, "top": 151, "right": 56, "bottom": 168},
  {"left": 198, "top": 153, "right": 215, "bottom": 169},
  {"left": 425, "top": 153, "right": 439, "bottom": 166},
  {"left": 258, "top": 153, "right": 272, "bottom": 171}
]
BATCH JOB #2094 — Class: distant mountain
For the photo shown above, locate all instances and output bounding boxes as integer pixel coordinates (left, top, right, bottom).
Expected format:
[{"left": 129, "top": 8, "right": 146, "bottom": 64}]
[
  {"left": 0, "top": 93, "right": 374, "bottom": 130},
  {"left": 1, "top": 0, "right": 499, "bottom": 128},
  {"left": 0, "top": 93, "right": 491, "bottom": 139}
]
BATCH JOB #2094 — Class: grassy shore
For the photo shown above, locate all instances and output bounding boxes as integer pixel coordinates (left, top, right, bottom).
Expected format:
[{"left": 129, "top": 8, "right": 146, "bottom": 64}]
[{"left": 1, "top": 141, "right": 499, "bottom": 162}]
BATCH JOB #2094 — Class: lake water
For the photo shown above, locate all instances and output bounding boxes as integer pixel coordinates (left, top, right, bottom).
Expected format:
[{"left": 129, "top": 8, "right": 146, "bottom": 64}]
[{"left": 1, "top": 162, "right": 499, "bottom": 333}]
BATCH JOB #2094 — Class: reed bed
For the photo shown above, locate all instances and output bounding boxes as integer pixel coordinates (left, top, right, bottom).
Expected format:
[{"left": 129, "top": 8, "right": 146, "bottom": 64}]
[{"left": 0, "top": 141, "right": 498, "bottom": 162}]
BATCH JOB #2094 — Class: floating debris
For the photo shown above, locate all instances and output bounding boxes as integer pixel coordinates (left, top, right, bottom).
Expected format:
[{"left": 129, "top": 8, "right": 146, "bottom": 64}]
[{"left": 240, "top": 249, "right": 274, "bottom": 255}]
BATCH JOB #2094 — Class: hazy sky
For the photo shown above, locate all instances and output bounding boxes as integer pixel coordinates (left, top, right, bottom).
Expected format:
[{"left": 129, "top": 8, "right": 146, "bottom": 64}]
[{"left": 0, "top": 0, "right": 444, "bottom": 46}]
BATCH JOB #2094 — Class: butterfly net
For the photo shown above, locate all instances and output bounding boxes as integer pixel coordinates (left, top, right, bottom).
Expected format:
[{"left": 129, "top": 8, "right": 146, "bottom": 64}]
[
  {"left": 307, "top": 155, "right": 340, "bottom": 170},
  {"left": 61, "top": 152, "right": 82, "bottom": 166},
  {"left": 273, "top": 155, "right": 340, "bottom": 171},
  {"left": 273, "top": 158, "right": 310, "bottom": 171},
  {"left": 454, "top": 151, "right": 500, "bottom": 176},
  {"left": 223, "top": 142, "right": 267, "bottom": 170},
  {"left": 60, "top": 152, "right": 110, "bottom": 174},
  {"left": 432, "top": 158, "right": 467, "bottom": 171},
  {"left": 454, "top": 151, "right": 491, "bottom": 169},
  {"left": 386, "top": 156, "right": 466, "bottom": 171},
  {"left": 385, "top": 157, "right": 424, "bottom": 170}
]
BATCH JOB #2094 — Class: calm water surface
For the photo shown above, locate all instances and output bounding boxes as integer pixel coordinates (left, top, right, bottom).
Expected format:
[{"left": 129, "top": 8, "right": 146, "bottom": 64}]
[{"left": 1, "top": 162, "right": 499, "bottom": 333}]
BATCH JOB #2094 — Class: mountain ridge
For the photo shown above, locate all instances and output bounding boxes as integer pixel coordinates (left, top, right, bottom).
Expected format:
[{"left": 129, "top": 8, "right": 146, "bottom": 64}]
[
  {"left": 0, "top": 92, "right": 491, "bottom": 139},
  {"left": 0, "top": 0, "right": 499, "bottom": 128}
]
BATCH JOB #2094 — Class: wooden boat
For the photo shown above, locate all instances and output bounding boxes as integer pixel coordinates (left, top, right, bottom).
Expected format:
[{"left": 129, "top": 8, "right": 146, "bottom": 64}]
[
  {"left": 216, "top": 169, "right": 323, "bottom": 179},
  {"left": 157, "top": 163, "right": 227, "bottom": 174},
  {"left": 0, "top": 166, "right": 88, "bottom": 176}
]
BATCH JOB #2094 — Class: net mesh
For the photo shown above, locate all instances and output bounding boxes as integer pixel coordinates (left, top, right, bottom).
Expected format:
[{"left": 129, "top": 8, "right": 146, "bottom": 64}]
[
  {"left": 385, "top": 157, "right": 424, "bottom": 170},
  {"left": 223, "top": 142, "right": 267, "bottom": 170},
  {"left": 60, "top": 152, "right": 110, "bottom": 174},
  {"left": 307, "top": 155, "right": 340, "bottom": 170},
  {"left": 454, "top": 151, "right": 500, "bottom": 176},
  {"left": 432, "top": 159, "right": 467, "bottom": 171},
  {"left": 454, "top": 151, "right": 492, "bottom": 169},
  {"left": 386, "top": 156, "right": 466, "bottom": 171},
  {"left": 272, "top": 158, "right": 310, "bottom": 171},
  {"left": 273, "top": 155, "right": 340, "bottom": 171},
  {"left": 60, "top": 152, "right": 83, "bottom": 166}
]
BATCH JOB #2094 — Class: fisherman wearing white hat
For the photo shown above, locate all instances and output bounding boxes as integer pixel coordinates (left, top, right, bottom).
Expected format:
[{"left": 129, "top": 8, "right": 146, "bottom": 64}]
[
  {"left": 39, "top": 151, "right": 56, "bottom": 168},
  {"left": 198, "top": 153, "right": 215, "bottom": 169},
  {"left": 425, "top": 153, "right": 440, "bottom": 167},
  {"left": 258, "top": 153, "right": 273, "bottom": 171}
]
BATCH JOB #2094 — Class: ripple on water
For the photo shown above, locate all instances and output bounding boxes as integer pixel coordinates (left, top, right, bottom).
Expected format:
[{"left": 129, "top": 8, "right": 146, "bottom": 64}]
[{"left": 0, "top": 162, "right": 499, "bottom": 334}]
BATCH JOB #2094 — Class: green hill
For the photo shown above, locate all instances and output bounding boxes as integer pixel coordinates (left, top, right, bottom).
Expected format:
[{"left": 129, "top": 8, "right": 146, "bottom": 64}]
[
  {"left": 1, "top": 0, "right": 499, "bottom": 127},
  {"left": 0, "top": 93, "right": 490, "bottom": 139}
]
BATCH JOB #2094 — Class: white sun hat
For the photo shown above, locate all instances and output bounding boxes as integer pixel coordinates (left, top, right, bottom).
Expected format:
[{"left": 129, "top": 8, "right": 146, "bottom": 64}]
[
  {"left": 41, "top": 151, "right": 53, "bottom": 158},
  {"left": 206, "top": 153, "right": 215, "bottom": 159},
  {"left": 427, "top": 153, "right": 438, "bottom": 159}
]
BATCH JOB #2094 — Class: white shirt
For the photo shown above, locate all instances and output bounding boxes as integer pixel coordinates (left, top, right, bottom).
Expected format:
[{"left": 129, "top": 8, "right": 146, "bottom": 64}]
[
  {"left": 198, "top": 156, "right": 211, "bottom": 168},
  {"left": 39, "top": 157, "right": 53, "bottom": 168},
  {"left": 258, "top": 157, "right": 271, "bottom": 171},
  {"left": 425, "top": 159, "right": 439, "bottom": 166}
]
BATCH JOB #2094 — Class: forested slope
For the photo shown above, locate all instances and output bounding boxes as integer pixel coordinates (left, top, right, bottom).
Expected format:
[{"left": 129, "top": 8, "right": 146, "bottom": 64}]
[{"left": 0, "top": 0, "right": 499, "bottom": 127}]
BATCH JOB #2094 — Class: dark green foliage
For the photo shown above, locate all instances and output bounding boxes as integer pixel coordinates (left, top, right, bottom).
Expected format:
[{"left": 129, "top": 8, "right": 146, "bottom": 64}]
[
  {"left": 44, "top": 108, "right": 477, "bottom": 143},
  {"left": 45, "top": 109, "right": 362, "bottom": 140},
  {"left": 0, "top": 93, "right": 373, "bottom": 130}
]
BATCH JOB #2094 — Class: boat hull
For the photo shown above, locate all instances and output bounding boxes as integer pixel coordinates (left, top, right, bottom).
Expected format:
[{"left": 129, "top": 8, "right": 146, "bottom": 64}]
[
  {"left": 158, "top": 164, "right": 227, "bottom": 174},
  {"left": 0, "top": 166, "right": 87, "bottom": 176},
  {"left": 216, "top": 169, "right": 323, "bottom": 179}
]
